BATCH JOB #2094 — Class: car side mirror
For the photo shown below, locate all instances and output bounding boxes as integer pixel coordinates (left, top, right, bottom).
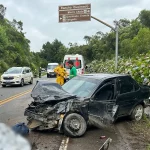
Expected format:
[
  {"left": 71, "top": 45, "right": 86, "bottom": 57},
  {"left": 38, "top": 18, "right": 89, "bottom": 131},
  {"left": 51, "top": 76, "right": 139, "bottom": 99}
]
[{"left": 23, "top": 71, "right": 26, "bottom": 74}]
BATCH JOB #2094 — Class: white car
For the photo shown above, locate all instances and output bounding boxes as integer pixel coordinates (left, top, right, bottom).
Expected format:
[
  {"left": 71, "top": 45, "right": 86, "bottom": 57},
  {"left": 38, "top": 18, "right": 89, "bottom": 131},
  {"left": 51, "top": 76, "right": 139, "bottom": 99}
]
[{"left": 1, "top": 67, "right": 33, "bottom": 87}]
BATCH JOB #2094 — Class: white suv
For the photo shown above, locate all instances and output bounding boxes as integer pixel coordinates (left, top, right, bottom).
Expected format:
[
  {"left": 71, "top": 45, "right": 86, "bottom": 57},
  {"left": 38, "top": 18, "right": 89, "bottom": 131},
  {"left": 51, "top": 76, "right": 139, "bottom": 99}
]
[{"left": 1, "top": 67, "right": 33, "bottom": 87}]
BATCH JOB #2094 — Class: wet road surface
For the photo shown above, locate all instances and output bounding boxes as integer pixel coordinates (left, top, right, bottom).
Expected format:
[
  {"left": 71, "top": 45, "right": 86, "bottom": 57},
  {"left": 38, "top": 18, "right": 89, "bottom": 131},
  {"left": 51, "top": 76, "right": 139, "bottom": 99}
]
[{"left": 0, "top": 76, "right": 143, "bottom": 150}]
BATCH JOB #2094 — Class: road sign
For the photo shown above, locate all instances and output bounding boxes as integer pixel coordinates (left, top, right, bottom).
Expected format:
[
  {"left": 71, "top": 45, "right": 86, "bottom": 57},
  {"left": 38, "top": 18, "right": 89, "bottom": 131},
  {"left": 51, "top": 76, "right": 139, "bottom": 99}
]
[{"left": 59, "top": 4, "right": 91, "bottom": 23}]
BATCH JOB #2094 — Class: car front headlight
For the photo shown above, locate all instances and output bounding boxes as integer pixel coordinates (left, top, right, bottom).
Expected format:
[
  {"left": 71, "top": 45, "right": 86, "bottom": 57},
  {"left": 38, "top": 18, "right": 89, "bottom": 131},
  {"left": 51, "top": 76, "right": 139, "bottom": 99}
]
[{"left": 15, "top": 75, "right": 21, "bottom": 79}]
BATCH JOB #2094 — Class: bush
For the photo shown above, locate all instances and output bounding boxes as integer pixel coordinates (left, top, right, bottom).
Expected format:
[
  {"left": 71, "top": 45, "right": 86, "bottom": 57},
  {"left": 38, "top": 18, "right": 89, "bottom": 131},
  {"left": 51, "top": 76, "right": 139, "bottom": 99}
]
[{"left": 89, "top": 52, "right": 150, "bottom": 85}]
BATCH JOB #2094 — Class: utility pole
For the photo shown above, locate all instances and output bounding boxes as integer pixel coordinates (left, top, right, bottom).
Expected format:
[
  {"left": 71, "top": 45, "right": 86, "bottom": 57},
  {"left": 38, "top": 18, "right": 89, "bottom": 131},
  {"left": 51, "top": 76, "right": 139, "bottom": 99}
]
[{"left": 91, "top": 16, "right": 119, "bottom": 73}]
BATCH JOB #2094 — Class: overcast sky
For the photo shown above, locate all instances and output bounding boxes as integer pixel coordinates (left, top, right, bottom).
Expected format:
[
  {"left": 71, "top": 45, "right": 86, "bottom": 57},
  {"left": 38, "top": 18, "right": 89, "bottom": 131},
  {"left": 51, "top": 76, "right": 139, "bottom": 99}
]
[{"left": 1, "top": 0, "right": 150, "bottom": 52}]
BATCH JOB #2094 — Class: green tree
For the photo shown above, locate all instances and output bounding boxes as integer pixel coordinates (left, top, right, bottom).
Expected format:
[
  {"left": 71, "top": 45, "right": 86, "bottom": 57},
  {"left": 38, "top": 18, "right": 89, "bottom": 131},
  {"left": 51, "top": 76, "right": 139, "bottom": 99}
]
[{"left": 139, "top": 10, "right": 150, "bottom": 28}]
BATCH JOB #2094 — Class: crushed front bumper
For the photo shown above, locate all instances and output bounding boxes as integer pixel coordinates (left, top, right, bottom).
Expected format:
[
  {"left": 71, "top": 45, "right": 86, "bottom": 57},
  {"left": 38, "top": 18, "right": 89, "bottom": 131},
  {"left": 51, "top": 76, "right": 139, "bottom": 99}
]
[{"left": 24, "top": 109, "right": 63, "bottom": 130}]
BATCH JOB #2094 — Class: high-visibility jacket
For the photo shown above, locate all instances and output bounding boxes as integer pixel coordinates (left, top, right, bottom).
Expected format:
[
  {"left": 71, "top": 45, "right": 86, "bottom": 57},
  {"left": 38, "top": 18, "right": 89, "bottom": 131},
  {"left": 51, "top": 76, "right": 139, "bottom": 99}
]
[{"left": 54, "top": 66, "right": 66, "bottom": 85}]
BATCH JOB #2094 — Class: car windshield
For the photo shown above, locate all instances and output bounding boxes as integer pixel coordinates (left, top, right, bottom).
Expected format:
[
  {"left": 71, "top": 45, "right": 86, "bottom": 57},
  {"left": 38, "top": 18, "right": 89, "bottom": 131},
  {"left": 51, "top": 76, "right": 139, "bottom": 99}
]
[
  {"left": 64, "top": 60, "right": 81, "bottom": 69},
  {"left": 5, "top": 67, "right": 22, "bottom": 74},
  {"left": 62, "top": 77, "right": 99, "bottom": 98},
  {"left": 47, "top": 65, "right": 58, "bottom": 69}
]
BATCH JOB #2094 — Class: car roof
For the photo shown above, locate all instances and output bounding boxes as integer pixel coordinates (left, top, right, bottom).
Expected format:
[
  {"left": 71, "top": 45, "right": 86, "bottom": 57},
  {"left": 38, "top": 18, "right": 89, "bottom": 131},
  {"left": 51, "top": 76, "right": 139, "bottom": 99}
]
[{"left": 79, "top": 73, "right": 129, "bottom": 80}]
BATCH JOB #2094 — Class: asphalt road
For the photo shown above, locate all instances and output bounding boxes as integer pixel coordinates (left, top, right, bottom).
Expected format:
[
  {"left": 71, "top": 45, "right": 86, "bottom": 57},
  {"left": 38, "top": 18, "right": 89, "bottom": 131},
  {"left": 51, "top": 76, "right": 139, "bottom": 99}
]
[{"left": 0, "top": 76, "right": 139, "bottom": 150}]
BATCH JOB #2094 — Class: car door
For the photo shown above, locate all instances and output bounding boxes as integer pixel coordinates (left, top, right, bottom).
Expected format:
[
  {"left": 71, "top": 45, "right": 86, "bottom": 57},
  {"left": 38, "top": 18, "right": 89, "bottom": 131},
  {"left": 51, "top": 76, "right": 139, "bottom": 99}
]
[
  {"left": 25, "top": 68, "right": 31, "bottom": 82},
  {"left": 88, "top": 79, "right": 118, "bottom": 127},
  {"left": 116, "top": 76, "right": 140, "bottom": 117},
  {"left": 22, "top": 68, "right": 28, "bottom": 83}
]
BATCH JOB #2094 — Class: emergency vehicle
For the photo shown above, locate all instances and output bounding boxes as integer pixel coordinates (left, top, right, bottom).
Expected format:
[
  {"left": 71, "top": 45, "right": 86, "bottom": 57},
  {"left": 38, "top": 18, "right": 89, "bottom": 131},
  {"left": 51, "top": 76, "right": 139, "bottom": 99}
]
[{"left": 63, "top": 54, "right": 85, "bottom": 77}]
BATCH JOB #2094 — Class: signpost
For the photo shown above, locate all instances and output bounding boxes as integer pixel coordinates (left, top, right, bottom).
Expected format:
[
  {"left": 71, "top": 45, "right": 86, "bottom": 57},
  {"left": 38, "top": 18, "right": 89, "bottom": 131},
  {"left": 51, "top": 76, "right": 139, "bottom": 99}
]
[
  {"left": 58, "top": 4, "right": 119, "bottom": 72},
  {"left": 58, "top": 4, "right": 91, "bottom": 23}
]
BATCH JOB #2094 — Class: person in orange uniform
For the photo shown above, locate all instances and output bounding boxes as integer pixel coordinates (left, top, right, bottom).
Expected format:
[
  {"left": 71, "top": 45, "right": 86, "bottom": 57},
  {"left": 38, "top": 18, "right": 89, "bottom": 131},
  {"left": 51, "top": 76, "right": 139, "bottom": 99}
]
[{"left": 54, "top": 63, "right": 66, "bottom": 86}]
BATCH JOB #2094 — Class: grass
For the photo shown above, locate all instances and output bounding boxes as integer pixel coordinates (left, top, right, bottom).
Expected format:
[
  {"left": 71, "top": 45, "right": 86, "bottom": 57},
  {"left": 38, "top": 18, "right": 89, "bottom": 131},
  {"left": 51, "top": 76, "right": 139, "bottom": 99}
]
[{"left": 147, "top": 145, "right": 150, "bottom": 150}]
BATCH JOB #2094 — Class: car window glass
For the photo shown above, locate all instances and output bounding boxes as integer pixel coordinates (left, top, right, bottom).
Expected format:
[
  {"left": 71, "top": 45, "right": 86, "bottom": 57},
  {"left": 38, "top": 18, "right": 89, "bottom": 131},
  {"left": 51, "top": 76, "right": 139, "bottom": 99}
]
[
  {"left": 23, "top": 69, "right": 26, "bottom": 74},
  {"left": 62, "top": 77, "right": 99, "bottom": 97},
  {"left": 47, "top": 65, "right": 58, "bottom": 70},
  {"left": 5, "top": 67, "right": 22, "bottom": 74},
  {"left": 64, "top": 60, "right": 81, "bottom": 69},
  {"left": 26, "top": 69, "right": 30, "bottom": 73},
  {"left": 132, "top": 79, "right": 139, "bottom": 91},
  {"left": 119, "top": 77, "right": 134, "bottom": 94},
  {"left": 94, "top": 83, "right": 114, "bottom": 101},
  {"left": 134, "top": 82, "right": 140, "bottom": 91}
]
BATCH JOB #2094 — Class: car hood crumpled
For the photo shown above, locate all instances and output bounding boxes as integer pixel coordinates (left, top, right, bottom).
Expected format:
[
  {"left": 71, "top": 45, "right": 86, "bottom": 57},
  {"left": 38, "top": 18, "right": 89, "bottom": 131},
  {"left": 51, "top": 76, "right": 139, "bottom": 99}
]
[{"left": 31, "top": 80, "right": 76, "bottom": 103}]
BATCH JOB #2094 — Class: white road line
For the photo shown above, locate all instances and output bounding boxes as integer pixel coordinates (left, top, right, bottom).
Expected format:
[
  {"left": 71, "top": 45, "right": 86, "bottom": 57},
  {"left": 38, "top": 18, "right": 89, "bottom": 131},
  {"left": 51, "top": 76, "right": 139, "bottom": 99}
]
[{"left": 59, "top": 137, "right": 70, "bottom": 150}]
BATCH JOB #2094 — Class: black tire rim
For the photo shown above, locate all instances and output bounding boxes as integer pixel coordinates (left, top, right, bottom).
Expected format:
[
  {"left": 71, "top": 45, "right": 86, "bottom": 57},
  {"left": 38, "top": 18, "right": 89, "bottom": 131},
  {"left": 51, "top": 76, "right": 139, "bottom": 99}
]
[
  {"left": 68, "top": 117, "right": 81, "bottom": 131},
  {"left": 134, "top": 106, "right": 143, "bottom": 121}
]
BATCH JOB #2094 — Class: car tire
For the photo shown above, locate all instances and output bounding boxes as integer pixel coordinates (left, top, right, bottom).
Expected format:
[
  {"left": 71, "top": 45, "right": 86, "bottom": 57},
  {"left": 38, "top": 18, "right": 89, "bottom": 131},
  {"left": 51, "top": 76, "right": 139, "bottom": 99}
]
[
  {"left": 63, "top": 113, "right": 87, "bottom": 137},
  {"left": 2, "top": 84, "right": 6, "bottom": 87},
  {"left": 20, "top": 79, "right": 24, "bottom": 87},
  {"left": 130, "top": 104, "right": 144, "bottom": 121},
  {"left": 29, "top": 77, "right": 33, "bottom": 84}
]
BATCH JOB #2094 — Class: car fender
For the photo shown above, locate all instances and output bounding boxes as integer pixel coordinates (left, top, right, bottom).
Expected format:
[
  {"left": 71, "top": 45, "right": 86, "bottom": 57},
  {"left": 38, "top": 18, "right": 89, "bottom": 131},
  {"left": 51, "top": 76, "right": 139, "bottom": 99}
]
[{"left": 129, "top": 100, "right": 145, "bottom": 115}]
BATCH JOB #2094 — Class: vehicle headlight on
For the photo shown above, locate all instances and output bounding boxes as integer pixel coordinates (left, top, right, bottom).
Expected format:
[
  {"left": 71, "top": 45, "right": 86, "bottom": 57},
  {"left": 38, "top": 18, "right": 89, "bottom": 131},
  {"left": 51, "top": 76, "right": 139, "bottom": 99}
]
[{"left": 112, "top": 105, "right": 118, "bottom": 117}]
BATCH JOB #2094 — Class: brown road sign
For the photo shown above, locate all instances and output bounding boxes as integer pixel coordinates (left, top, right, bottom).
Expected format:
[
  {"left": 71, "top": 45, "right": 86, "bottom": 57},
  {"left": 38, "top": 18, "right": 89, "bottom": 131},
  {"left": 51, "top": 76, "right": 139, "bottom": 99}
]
[{"left": 59, "top": 4, "right": 91, "bottom": 23}]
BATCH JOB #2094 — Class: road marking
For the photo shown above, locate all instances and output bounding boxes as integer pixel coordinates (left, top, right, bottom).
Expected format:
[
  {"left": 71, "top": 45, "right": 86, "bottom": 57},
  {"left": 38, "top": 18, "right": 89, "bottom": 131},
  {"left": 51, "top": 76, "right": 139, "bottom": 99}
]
[
  {"left": 59, "top": 137, "right": 69, "bottom": 150},
  {"left": 0, "top": 89, "right": 32, "bottom": 106}
]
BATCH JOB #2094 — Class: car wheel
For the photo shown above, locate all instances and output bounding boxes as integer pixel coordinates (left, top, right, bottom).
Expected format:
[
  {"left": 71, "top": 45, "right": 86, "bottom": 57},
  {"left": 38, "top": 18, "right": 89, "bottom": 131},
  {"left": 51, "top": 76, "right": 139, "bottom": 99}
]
[
  {"left": 20, "top": 79, "right": 24, "bottom": 87},
  {"left": 63, "top": 113, "right": 87, "bottom": 137},
  {"left": 130, "top": 105, "right": 144, "bottom": 121},
  {"left": 2, "top": 84, "right": 6, "bottom": 87},
  {"left": 29, "top": 77, "right": 33, "bottom": 84}
]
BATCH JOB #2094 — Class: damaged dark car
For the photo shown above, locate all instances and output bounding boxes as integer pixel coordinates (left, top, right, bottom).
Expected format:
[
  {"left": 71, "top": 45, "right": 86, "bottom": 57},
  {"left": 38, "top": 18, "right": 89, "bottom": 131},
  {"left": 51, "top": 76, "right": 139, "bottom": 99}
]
[{"left": 24, "top": 74, "right": 150, "bottom": 137}]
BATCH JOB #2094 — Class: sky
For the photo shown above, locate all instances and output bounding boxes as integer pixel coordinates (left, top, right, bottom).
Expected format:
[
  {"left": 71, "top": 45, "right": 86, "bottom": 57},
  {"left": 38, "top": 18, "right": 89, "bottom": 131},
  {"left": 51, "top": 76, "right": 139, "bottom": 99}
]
[{"left": 1, "top": 0, "right": 150, "bottom": 52}]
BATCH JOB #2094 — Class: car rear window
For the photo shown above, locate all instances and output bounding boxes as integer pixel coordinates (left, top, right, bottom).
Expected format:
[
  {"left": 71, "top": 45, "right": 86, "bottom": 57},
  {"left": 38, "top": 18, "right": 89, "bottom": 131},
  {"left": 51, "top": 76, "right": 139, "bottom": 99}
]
[{"left": 64, "top": 60, "right": 81, "bottom": 69}]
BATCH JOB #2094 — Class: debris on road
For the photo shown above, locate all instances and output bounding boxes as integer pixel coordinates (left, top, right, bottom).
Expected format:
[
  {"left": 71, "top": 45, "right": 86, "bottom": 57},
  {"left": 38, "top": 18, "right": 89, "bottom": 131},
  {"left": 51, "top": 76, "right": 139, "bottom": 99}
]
[
  {"left": 12, "top": 122, "right": 29, "bottom": 136},
  {"left": 100, "top": 136, "right": 106, "bottom": 139},
  {"left": 99, "top": 138, "right": 112, "bottom": 150}
]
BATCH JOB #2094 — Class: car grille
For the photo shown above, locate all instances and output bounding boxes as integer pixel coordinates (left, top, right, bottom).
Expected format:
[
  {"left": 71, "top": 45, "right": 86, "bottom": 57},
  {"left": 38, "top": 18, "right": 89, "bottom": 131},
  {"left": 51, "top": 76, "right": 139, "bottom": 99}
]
[{"left": 3, "top": 77, "right": 14, "bottom": 80}]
